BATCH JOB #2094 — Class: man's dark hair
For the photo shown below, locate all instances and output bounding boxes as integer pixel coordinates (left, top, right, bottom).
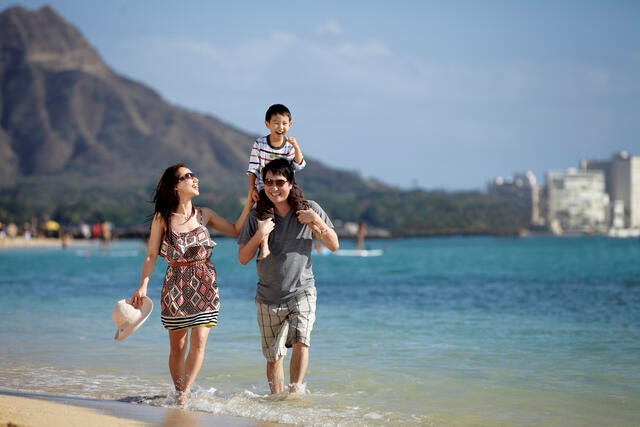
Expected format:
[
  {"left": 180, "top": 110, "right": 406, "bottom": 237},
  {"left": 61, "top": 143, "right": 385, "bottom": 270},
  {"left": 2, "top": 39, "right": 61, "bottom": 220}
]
[{"left": 262, "top": 157, "right": 295, "bottom": 183}]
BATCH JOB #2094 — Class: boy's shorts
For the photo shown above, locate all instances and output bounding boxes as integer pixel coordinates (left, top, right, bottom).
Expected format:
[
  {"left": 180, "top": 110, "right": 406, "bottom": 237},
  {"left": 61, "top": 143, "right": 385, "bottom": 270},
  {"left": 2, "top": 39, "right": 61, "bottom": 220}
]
[{"left": 255, "top": 287, "right": 317, "bottom": 362}]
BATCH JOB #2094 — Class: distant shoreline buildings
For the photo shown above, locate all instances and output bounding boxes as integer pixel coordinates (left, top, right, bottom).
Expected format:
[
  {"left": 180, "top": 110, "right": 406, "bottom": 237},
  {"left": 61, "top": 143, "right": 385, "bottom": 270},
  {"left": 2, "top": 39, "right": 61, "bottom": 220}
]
[{"left": 488, "top": 151, "right": 640, "bottom": 237}]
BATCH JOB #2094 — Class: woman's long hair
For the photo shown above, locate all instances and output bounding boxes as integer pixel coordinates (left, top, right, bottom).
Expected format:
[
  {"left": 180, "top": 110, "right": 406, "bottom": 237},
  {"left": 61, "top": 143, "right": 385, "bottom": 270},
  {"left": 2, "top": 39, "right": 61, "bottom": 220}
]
[{"left": 150, "top": 163, "right": 185, "bottom": 236}]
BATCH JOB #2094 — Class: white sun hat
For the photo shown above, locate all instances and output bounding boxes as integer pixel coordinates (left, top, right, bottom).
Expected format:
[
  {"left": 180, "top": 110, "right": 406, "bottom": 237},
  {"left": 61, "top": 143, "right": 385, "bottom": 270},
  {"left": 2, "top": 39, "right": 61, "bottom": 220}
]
[{"left": 112, "top": 296, "right": 153, "bottom": 341}]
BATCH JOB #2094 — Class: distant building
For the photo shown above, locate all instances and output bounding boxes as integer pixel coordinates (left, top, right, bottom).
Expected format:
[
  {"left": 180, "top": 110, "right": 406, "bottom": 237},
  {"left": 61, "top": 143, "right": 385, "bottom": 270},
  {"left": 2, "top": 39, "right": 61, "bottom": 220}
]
[
  {"left": 488, "top": 171, "right": 543, "bottom": 226},
  {"left": 488, "top": 151, "right": 638, "bottom": 235},
  {"left": 545, "top": 168, "right": 609, "bottom": 235},
  {"left": 582, "top": 151, "right": 640, "bottom": 229}
]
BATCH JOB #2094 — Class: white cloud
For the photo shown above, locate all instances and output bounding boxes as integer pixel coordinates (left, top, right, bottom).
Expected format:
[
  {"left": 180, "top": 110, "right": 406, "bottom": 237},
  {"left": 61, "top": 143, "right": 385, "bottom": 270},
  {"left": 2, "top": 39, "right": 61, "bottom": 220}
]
[
  {"left": 112, "top": 30, "right": 639, "bottom": 123},
  {"left": 316, "top": 19, "right": 342, "bottom": 35},
  {"left": 337, "top": 39, "right": 390, "bottom": 57},
  {"left": 103, "top": 29, "right": 640, "bottom": 188}
]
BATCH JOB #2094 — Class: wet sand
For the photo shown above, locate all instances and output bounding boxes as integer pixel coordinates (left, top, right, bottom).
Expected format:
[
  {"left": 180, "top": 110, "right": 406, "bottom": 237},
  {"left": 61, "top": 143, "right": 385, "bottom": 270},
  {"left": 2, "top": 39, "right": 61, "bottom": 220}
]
[{"left": 0, "top": 392, "right": 285, "bottom": 427}]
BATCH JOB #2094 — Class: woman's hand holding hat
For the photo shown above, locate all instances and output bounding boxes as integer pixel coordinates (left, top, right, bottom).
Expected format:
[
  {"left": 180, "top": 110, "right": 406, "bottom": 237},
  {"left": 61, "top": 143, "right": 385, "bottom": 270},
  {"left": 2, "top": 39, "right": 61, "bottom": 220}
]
[
  {"left": 131, "top": 286, "right": 147, "bottom": 309},
  {"left": 112, "top": 296, "right": 153, "bottom": 341}
]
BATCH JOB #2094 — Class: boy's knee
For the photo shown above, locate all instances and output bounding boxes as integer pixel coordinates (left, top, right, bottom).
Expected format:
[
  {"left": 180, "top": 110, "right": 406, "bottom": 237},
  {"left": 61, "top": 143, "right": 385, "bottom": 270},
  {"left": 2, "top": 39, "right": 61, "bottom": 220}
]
[
  {"left": 257, "top": 207, "right": 275, "bottom": 220},
  {"left": 256, "top": 192, "right": 275, "bottom": 219}
]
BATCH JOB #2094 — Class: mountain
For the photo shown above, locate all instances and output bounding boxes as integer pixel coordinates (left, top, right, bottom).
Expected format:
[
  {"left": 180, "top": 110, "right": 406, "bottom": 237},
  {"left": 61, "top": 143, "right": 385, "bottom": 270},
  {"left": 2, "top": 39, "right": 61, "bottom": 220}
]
[
  {"left": 1, "top": 5, "right": 268, "bottom": 189},
  {"left": 0, "top": 5, "right": 530, "bottom": 236},
  {"left": 0, "top": 7, "right": 379, "bottom": 219}
]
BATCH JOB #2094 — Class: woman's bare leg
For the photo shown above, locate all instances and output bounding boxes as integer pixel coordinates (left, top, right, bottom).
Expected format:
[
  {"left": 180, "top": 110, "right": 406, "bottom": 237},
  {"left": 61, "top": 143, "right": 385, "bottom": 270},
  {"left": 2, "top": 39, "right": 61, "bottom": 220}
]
[
  {"left": 168, "top": 329, "right": 188, "bottom": 400},
  {"left": 182, "top": 326, "right": 211, "bottom": 397}
]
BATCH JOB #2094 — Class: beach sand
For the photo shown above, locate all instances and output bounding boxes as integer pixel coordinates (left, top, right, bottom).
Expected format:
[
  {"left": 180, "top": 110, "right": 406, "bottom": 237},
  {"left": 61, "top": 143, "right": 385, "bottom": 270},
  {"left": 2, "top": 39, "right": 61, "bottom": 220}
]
[
  {"left": 0, "top": 394, "right": 150, "bottom": 427},
  {"left": 0, "top": 237, "right": 75, "bottom": 249},
  {"left": 0, "top": 392, "right": 286, "bottom": 427}
]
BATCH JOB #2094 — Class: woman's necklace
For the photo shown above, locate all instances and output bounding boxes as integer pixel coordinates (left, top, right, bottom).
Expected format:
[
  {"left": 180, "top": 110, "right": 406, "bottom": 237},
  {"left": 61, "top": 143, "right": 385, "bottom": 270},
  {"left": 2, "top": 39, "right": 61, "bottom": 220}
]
[{"left": 172, "top": 207, "right": 195, "bottom": 224}]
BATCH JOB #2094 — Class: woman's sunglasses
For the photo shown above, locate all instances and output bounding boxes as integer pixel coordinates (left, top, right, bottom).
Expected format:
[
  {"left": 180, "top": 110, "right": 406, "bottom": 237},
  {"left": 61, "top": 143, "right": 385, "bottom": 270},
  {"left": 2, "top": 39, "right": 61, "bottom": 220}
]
[{"left": 178, "top": 172, "right": 197, "bottom": 182}]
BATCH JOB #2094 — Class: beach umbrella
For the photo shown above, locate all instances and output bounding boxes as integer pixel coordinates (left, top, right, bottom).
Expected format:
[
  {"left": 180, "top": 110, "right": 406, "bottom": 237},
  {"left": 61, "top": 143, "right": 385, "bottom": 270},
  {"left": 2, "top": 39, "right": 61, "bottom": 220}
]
[{"left": 43, "top": 220, "right": 61, "bottom": 231}]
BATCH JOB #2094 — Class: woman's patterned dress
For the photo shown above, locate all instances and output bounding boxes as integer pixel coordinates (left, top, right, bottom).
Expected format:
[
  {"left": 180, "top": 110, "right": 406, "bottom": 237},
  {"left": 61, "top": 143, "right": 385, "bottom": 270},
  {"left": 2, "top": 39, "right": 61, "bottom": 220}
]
[{"left": 159, "top": 210, "right": 219, "bottom": 330}]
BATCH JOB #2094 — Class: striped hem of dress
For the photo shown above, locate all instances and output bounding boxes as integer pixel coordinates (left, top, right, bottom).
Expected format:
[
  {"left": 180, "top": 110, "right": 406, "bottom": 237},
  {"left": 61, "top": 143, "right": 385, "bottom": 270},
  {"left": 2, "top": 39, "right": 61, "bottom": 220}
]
[{"left": 161, "top": 310, "right": 219, "bottom": 331}]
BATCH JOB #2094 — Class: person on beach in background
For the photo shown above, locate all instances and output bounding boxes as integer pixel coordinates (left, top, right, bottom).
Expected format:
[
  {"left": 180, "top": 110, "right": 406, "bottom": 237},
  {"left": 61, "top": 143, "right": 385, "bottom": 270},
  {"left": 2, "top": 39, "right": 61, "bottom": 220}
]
[
  {"left": 99, "top": 220, "right": 112, "bottom": 254},
  {"left": 246, "top": 103, "right": 308, "bottom": 260},
  {"left": 238, "top": 158, "right": 339, "bottom": 395},
  {"left": 130, "top": 163, "right": 252, "bottom": 405},
  {"left": 355, "top": 220, "right": 367, "bottom": 250}
]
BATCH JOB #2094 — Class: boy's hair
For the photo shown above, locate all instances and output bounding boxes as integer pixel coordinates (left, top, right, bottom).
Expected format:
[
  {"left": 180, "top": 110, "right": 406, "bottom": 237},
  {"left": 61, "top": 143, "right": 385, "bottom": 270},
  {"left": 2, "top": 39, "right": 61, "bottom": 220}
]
[
  {"left": 265, "top": 104, "right": 291, "bottom": 122},
  {"left": 262, "top": 157, "right": 295, "bottom": 183}
]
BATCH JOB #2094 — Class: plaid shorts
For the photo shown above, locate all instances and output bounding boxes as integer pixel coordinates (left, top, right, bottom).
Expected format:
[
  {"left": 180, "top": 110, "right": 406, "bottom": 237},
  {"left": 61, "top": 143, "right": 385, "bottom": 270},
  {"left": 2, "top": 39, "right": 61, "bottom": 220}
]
[{"left": 255, "top": 287, "right": 317, "bottom": 362}]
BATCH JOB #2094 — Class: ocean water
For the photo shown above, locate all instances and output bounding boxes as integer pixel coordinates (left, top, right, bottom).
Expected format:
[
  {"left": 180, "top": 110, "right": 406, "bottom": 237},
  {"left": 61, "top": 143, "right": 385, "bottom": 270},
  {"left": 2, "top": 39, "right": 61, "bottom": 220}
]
[{"left": 1, "top": 236, "right": 639, "bottom": 426}]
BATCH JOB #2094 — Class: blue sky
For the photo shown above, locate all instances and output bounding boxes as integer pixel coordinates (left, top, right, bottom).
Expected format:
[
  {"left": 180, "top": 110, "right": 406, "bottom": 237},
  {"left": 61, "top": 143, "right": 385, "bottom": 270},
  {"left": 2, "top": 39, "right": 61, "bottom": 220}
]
[{"left": 5, "top": 0, "right": 640, "bottom": 190}]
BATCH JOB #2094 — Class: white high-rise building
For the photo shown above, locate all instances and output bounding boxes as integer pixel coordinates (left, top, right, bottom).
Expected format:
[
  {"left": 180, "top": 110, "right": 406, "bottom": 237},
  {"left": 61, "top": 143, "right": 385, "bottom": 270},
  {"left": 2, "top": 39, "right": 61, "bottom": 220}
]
[
  {"left": 546, "top": 168, "right": 610, "bottom": 234},
  {"left": 583, "top": 151, "right": 640, "bottom": 229}
]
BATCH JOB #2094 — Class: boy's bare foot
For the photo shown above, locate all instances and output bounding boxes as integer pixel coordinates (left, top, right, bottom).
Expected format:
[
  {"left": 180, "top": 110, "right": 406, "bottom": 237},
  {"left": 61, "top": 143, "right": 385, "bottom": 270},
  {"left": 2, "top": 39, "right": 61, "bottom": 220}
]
[{"left": 258, "top": 236, "right": 271, "bottom": 260}]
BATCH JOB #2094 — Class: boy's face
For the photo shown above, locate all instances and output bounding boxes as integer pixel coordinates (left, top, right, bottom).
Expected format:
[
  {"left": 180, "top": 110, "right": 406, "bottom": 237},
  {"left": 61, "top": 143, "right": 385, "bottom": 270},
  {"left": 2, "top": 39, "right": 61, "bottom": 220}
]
[{"left": 265, "top": 113, "right": 291, "bottom": 140}]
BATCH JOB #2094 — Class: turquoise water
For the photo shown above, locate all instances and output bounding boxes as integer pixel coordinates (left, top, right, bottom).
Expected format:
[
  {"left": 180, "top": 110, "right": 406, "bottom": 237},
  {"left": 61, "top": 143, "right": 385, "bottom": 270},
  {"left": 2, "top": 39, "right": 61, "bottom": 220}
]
[{"left": 1, "top": 236, "right": 639, "bottom": 426}]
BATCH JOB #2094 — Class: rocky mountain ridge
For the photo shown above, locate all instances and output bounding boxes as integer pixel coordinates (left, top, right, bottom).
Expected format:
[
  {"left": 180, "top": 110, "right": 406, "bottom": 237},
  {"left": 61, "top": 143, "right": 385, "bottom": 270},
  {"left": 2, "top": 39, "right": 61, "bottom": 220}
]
[
  {"left": 0, "top": 6, "right": 381, "bottom": 220},
  {"left": 0, "top": 5, "right": 529, "bottom": 236},
  {"left": 1, "top": 5, "right": 261, "bottom": 191}
]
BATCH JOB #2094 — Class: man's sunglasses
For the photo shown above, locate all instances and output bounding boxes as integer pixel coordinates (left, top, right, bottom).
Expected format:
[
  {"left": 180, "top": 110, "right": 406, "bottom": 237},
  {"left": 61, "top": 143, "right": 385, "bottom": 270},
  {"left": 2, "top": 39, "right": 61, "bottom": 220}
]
[{"left": 264, "top": 178, "right": 288, "bottom": 187}]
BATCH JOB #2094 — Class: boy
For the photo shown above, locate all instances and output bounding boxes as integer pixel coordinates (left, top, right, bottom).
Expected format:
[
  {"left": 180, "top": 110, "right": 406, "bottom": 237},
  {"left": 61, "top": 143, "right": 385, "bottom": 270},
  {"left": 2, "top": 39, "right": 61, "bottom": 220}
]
[{"left": 247, "top": 104, "right": 308, "bottom": 259}]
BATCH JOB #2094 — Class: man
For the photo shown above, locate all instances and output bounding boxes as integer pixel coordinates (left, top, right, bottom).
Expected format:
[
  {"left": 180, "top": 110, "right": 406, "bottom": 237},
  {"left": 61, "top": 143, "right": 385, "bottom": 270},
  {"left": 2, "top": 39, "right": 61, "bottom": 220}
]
[{"left": 238, "top": 158, "right": 339, "bottom": 394}]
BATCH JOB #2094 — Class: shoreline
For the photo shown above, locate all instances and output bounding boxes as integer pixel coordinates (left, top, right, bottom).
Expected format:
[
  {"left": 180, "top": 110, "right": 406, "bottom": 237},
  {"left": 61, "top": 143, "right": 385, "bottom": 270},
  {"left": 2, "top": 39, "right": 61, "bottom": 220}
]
[
  {"left": 0, "top": 236, "right": 80, "bottom": 249},
  {"left": 0, "top": 391, "right": 286, "bottom": 426},
  {"left": 0, "top": 393, "right": 149, "bottom": 427}
]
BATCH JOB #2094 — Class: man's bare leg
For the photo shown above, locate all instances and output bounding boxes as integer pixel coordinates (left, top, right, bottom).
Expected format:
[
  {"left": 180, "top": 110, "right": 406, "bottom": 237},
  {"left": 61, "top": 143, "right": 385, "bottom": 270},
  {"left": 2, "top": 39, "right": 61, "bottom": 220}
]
[
  {"left": 289, "top": 343, "right": 309, "bottom": 394},
  {"left": 267, "top": 355, "right": 285, "bottom": 394}
]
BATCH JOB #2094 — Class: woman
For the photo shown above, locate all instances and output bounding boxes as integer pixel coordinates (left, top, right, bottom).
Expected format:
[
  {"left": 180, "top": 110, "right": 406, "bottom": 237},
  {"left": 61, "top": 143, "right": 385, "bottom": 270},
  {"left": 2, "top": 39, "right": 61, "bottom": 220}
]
[{"left": 131, "top": 163, "right": 251, "bottom": 404}]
